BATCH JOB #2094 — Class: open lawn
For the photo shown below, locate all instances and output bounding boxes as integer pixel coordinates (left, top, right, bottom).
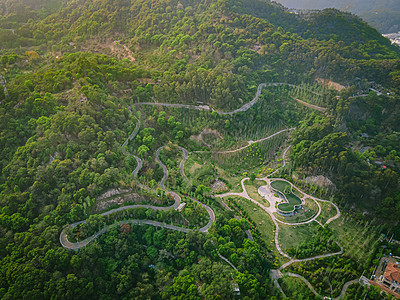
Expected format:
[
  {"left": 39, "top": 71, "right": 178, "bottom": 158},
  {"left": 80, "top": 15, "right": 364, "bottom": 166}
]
[
  {"left": 279, "top": 222, "right": 320, "bottom": 251},
  {"left": 244, "top": 179, "right": 270, "bottom": 207},
  {"left": 277, "top": 193, "right": 302, "bottom": 212},
  {"left": 184, "top": 156, "right": 203, "bottom": 179},
  {"left": 229, "top": 196, "right": 275, "bottom": 243}
]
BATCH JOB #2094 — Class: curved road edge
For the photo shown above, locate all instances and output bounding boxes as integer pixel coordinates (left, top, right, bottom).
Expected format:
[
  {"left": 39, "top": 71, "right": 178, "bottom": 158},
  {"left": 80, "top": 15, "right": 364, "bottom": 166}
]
[
  {"left": 177, "top": 146, "right": 190, "bottom": 184},
  {"left": 283, "top": 272, "right": 359, "bottom": 300},
  {"left": 132, "top": 82, "right": 323, "bottom": 116}
]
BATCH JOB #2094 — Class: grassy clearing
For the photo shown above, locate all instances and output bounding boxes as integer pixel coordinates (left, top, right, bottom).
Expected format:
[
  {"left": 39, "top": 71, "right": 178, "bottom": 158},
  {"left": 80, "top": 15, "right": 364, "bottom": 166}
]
[
  {"left": 316, "top": 201, "right": 337, "bottom": 224},
  {"left": 244, "top": 179, "right": 270, "bottom": 207},
  {"left": 229, "top": 196, "right": 275, "bottom": 243},
  {"left": 184, "top": 155, "right": 216, "bottom": 186},
  {"left": 274, "top": 198, "right": 318, "bottom": 223},
  {"left": 279, "top": 222, "right": 321, "bottom": 251}
]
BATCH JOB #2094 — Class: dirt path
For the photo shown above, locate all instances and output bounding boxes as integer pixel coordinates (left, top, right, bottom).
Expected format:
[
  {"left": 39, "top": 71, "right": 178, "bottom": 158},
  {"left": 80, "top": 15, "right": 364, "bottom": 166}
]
[{"left": 111, "top": 41, "right": 136, "bottom": 62}]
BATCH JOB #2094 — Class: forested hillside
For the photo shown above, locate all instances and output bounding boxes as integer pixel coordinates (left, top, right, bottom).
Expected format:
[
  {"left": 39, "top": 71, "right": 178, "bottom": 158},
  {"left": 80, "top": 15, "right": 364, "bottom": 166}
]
[
  {"left": 1, "top": 0, "right": 400, "bottom": 298},
  {"left": 275, "top": 0, "right": 400, "bottom": 33}
]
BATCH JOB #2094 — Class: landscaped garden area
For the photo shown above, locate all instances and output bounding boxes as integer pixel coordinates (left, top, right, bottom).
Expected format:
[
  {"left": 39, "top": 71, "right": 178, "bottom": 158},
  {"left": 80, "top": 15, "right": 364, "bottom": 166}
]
[
  {"left": 271, "top": 180, "right": 302, "bottom": 212},
  {"left": 273, "top": 198, "right": 318, "bottom": 223}
]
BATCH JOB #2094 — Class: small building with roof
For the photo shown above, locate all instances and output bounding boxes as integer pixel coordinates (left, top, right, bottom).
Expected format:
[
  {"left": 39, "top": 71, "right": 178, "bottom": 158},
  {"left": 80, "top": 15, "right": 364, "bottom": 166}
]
[{"left": 379, "top": 261, "right": 400, "bottom": 295}]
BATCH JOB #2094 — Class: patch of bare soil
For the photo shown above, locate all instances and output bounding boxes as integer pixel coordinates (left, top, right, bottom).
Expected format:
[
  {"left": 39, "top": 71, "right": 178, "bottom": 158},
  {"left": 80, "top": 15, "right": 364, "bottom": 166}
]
[
  {"left": 111, "top": 40, "right": 136, "bottom": 62},
  {"left": 93, "top": 189, "right": 168, "bottom": 213},
  {"left": 304, "top": 175, "right": 334, "bottom": 188},
  {"left": 316, "top": 78, "right": 346, "bottom": 91},
  {"left": 252, "top": 42, "right": 263, "bottom": 54},
  {"left": 191, "top": 129, "right": 223, "bottom": 148},
  {"left": 138, "top": 78, "right": 156, "bottom": 84},
  {"left": 97, "top": 188, "right": 130, "bottom": 201},
  {"left": 78, "top": 39, "right": 137, "bottom": 62},
  {"left": 211, "top": 180, "right": 228, "bottom": 193}
]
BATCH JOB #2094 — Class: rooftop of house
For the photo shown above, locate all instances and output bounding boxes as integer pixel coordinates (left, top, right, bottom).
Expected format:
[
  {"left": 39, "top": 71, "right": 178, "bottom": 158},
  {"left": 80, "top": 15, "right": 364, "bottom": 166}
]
[{"left": 384, "top": 262, "right": 400, "bottom": 283}]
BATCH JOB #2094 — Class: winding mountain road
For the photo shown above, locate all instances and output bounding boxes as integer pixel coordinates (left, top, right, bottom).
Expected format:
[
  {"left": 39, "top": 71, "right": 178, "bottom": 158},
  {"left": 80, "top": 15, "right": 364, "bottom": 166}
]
[
  {"left": 132, "top": 82, "right": 324, "bottom": 116},
  {"left": 155, "top": 146, "right": 168, "bottom": 188},
  {"left": 59, "top": 81, "right": 346, "bottom": 296},
  {"left": 131, "top": 155, "right": 142, "bottom": 176},
  {"left": 60, "top": 142, "right": 216, "bottom": 250},
  {"left": 177, "top": 146, "right": 190, "bottom": 184}
]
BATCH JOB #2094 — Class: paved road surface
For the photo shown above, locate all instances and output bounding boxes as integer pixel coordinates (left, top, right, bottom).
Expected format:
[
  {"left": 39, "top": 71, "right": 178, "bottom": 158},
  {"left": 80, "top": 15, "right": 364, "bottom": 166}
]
[
  {"left": 60, "top": 144, "right": 215, "bottom": 250},
  {"left": 177, "top": 146, "right": 190, "bottom": 184},
  {"left": 193, "top": 128, "right": 295, "bottom": 154},
  {"left": 283, "top": 272, "right": 358, "bottom": 299},
  {"left": 155, "top": 146, "right": 168, "bottom": 188},
  {"left": 131, "top": 155, "right": 142, "bottom": 176},
  {"left": 132, "top": 82, "right": 323, "bottom": 116}
]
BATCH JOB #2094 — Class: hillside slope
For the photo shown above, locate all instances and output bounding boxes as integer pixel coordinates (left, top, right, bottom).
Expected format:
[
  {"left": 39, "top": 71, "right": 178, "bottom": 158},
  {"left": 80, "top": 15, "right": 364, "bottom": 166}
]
[
  {"left": 1, "top": 0, "right": 400, "bottom": 299},
  {"left": 275, "top": 0, "right": 400, "bottom": 33}
]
